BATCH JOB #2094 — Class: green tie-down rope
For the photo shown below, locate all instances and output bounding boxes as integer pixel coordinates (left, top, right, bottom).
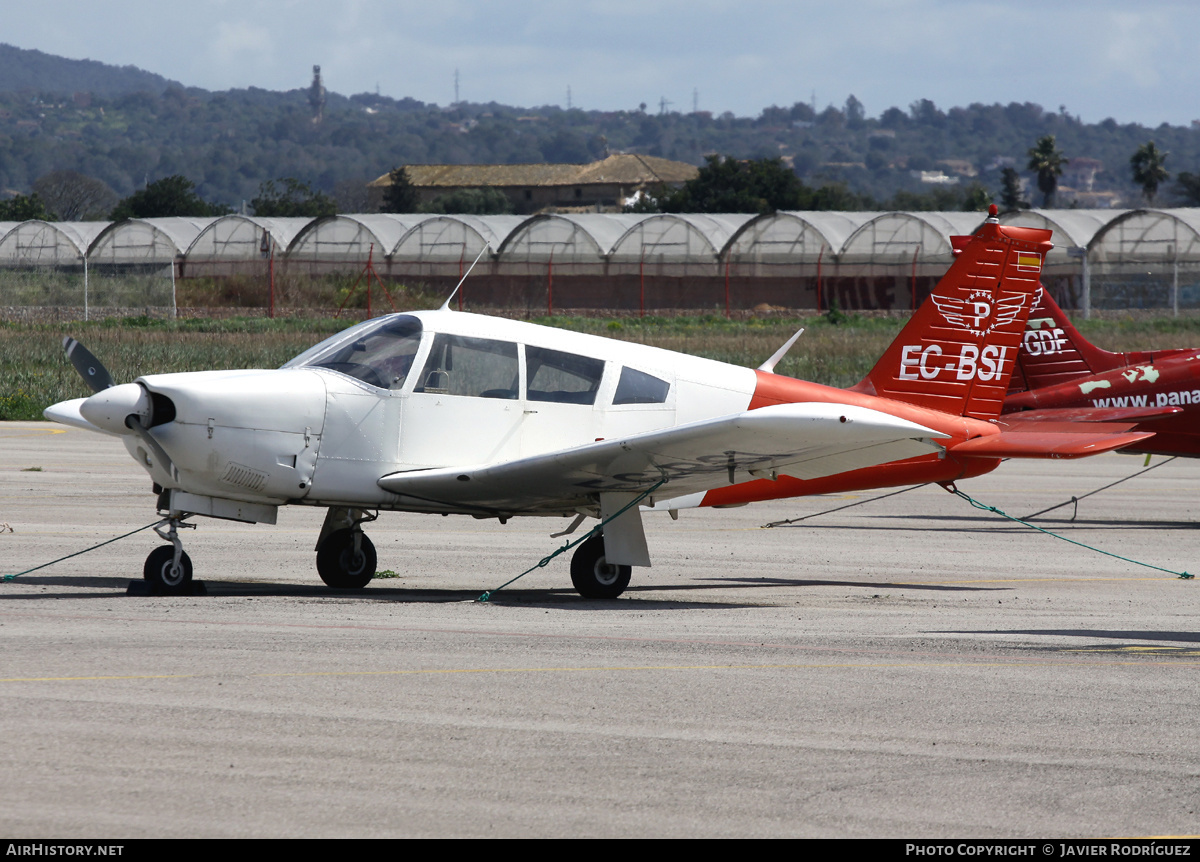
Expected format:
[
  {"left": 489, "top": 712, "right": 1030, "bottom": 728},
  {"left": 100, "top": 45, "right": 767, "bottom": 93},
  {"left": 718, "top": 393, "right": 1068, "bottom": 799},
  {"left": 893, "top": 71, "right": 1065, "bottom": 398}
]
[
  {"left": 947, "top": 485, "right": 1193, "bottom": 580},
  {"left": 3, "top": 520, "right": 164, "bottom": 581},
  {"left": 477, "top": 479, "right": 667, "bottom": 602}
]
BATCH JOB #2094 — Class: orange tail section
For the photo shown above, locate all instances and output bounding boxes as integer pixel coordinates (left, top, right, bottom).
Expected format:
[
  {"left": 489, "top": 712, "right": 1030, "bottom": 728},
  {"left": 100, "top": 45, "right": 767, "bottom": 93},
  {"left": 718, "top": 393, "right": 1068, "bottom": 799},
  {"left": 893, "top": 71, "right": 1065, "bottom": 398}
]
[{"left": 852, "top": 210, "right": 1053, "bottom": 420}]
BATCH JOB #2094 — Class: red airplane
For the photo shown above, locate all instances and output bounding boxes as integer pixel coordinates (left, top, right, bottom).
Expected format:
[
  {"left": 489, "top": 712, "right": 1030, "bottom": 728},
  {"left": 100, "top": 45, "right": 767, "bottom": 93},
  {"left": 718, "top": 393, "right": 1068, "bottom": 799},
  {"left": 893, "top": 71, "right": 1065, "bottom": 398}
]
[{"left": 1002, "top": 288, "right": 1200, "bottom": 457}]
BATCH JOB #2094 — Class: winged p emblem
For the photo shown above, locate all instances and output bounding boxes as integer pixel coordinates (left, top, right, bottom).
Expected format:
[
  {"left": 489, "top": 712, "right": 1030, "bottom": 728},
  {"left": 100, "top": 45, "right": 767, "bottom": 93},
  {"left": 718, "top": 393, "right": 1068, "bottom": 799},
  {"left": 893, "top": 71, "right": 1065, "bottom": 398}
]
[{"left": 931, "top": 290, "right": 1026, "bottom": 337}]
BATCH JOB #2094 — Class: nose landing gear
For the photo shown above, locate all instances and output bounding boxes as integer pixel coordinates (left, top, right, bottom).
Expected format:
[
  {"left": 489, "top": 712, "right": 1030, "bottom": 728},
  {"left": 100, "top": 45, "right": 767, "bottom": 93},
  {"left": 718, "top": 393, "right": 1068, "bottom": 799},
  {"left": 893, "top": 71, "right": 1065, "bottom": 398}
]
[
  {"left": 143, "top": 517, "right": 197, "bottom": 594},
  {"left": 315, "top": 508, "right": 378, "bottom": 589},
  {"left": 316, "top": 528, "right": 377, "bottom": 589}
]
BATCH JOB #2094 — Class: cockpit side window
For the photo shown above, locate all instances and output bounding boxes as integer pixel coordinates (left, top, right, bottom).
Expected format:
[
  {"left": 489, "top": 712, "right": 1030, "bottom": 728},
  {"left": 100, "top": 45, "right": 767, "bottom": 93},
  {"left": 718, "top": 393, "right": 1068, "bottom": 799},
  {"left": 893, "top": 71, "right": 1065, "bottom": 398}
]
[
  {"left": 613, "top": 366, "right": 670, "bottom": 404},
  {"left": 295, "top": 316, "right": 423, "bottom": 390},
  {"left": 415, "top": 334, "right": 519, "bottom": 398},
  {"left": 526, "top": 346, "right": 605, "bottom": 405}
]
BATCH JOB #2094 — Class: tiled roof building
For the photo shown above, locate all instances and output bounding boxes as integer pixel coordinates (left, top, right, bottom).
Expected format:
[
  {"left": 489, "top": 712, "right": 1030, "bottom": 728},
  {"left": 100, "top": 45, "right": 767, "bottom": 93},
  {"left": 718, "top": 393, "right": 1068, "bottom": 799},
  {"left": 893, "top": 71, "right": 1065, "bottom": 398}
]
[{"left": 368, "top": 154, "right": 698, "bottom": 214}]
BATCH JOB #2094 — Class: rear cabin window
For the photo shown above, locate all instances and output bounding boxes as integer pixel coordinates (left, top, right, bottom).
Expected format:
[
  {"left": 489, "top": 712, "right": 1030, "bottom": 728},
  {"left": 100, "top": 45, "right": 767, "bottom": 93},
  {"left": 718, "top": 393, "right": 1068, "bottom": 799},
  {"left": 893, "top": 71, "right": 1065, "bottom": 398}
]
[
  {"left": 613, "top": 367, "right": 670, "bottom": 405},
  {"left": 415, "top": 334, "right": 519, "bottom": 398},
  {"left": 526, "top": 346, "right": 604, "bottom": 405}
]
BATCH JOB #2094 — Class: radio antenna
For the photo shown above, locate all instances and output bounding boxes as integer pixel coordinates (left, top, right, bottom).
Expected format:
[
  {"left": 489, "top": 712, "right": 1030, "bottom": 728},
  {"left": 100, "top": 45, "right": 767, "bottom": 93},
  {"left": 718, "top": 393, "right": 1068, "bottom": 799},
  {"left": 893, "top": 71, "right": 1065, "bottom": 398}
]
[{"left": 440, "top": 244, "right": 490, "bottom": 311}]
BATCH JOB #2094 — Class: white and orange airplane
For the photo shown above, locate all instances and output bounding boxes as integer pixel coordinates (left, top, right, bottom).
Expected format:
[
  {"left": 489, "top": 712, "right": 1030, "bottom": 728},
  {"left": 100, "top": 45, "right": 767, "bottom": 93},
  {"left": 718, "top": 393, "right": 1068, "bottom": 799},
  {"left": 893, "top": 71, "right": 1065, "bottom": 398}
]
[{"left": 45, "top": 207, "right": 1151, "bottom": 597}]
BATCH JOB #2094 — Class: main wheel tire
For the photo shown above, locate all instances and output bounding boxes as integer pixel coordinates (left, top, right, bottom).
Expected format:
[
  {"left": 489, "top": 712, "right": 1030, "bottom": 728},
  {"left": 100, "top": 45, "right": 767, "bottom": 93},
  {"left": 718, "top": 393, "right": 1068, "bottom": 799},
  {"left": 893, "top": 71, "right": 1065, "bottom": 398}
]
[
  {"left": 143, "top": 545, "right": 193, "bottom": 594},
  {"left": 569, "top": 534, "right": 631, "bottom": 599},
  {"left": 316, "top": 529, "right": 377, "bottom": 589}
]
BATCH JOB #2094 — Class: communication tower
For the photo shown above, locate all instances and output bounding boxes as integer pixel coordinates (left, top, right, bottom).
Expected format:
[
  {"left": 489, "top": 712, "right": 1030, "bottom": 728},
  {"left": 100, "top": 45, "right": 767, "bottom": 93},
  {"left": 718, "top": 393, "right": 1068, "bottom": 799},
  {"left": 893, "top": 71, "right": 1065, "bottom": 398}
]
[{"left": 309, "top": 65, "right": 326, "bottom": 123}]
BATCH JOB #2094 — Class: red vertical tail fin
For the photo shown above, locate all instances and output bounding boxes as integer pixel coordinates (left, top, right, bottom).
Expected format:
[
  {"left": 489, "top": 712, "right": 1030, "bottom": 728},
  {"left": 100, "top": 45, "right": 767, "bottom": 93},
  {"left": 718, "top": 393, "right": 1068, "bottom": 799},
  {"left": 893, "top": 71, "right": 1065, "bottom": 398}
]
[
  {"left": 1010, "top": 289, "right": 1186, "bottom": 393},
  {"left": 852, "top": 211, "right": 1053, "bottom": 420}
]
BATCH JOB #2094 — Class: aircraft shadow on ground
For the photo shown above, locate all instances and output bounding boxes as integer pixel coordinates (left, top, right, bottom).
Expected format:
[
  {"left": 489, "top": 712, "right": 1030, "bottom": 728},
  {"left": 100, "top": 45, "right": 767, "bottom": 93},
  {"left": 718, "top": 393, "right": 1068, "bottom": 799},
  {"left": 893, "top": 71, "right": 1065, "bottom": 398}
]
[
  {"left": 936, "top": 629, "right": 1200, "bottom": 644},
  {"left": 697, "top": 577, "right": 1005, "bottom": 593},
  {"left": 1, "top": 572, "right": 1007, "bottom": 605},
  {"left": 0, "top": 576, "right": 756, "bottom": 609},
  {"left": 769, "top": 515, "right": 1196, "bottom": 532}
]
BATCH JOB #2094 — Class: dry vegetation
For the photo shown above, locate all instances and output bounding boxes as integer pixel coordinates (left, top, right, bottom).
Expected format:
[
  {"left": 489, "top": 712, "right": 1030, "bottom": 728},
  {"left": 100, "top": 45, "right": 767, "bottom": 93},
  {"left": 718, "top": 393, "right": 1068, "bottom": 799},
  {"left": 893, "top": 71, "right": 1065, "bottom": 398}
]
[{"left": 3, "top": 310, "right": 1198, "bottom": 421}]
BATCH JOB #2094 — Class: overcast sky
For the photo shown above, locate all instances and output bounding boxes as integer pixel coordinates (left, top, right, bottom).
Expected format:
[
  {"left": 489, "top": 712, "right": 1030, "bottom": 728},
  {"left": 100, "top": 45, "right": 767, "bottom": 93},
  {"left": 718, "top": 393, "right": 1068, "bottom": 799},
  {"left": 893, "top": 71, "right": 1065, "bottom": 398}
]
[{"left": 4, "top": 0, "right": 1197, "bottom": 127}]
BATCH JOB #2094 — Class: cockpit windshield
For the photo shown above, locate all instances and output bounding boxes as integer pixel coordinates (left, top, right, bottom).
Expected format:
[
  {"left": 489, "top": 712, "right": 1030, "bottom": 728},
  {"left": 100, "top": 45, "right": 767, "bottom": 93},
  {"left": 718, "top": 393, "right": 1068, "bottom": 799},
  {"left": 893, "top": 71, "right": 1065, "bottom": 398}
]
[{"left": 285, "top": 315, "right": 423, "bottom": 391}]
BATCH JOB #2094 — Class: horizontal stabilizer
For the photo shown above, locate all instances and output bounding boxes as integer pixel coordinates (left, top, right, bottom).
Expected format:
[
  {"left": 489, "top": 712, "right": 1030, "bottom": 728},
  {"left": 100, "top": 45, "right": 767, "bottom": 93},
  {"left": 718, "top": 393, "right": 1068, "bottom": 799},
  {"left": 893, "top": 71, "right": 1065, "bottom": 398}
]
[
  {"left": 950, "top": 429, "right": 1154, "bottom": 459},
  {"left": 998, "top": 406, "right": 1182, "bottom": 424}
]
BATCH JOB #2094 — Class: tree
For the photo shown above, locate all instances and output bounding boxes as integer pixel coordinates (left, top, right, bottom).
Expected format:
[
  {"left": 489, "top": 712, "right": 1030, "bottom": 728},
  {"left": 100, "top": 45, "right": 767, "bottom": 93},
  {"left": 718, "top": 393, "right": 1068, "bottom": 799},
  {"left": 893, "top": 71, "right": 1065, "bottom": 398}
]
[
  {"left": 653, "top": 155, "right": 806, "bottom": 214},
  {"left": 1171, "top": 172, "right": 1200, "bottom": 206},
  {"left": 961, "top": 183, "right": 993, "bottom": 212},
  {"left": 31, "top": 170, "right": 117, "bottom": 221},
  {"left": 1026, "top": 135, "right": 1067, "bottom": 207},
  {"left": 999, "top": 167, "right": 1029, "bottom": 210},
  {"left": 251, "top": 178, "right": 336, "bottom": 218},
  {"left": 844, "top": 95, "right": 866, "bottom": 129},
  {"left": 333, "top": 178, "right": 373, "bottom": 214},
  {"left": 420, "top": 188, "right": 513, "bottom": 215},
  {"left": 0, "top": 193, "right": 54, "bottom": 220},
  {"left": 110, "top": 175, "right": 225, "bottom": 220},
  {"left": 379, "top": 166, "right": 419, "bottom": 213},
  {"left": 909, "top": 98, "right": 945, "bottom": 127},
  {"left": 1130, "top": 141, "right": 1169, "bottom": 204}
]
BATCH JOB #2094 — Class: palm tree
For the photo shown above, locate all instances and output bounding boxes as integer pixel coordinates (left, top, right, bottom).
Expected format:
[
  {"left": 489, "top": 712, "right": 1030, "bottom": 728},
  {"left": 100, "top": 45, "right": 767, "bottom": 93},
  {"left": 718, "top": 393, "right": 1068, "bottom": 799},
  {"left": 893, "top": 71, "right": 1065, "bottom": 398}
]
[
  {"left": 1027, "top": 135, "right": 1068, "bottom": 207},
  {"left": 1130, "top": 142, "right": 1169, "bottom": 205}
]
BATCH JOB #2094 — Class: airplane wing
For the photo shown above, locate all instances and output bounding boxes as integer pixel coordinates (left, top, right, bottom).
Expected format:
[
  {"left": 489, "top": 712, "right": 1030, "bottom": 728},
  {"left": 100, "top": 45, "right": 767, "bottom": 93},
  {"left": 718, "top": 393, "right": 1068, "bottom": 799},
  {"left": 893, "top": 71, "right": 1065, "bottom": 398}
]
[{"left": 377, "top": 402, "right": 947, "bottom": 515}]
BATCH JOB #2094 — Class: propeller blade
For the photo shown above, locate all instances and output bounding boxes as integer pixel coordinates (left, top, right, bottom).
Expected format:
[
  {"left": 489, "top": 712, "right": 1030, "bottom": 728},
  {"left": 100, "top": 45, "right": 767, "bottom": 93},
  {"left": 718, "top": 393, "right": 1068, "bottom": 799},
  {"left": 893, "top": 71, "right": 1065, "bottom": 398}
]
[{"left": 63, "top": 337, "right": 115, "bottom": 393}]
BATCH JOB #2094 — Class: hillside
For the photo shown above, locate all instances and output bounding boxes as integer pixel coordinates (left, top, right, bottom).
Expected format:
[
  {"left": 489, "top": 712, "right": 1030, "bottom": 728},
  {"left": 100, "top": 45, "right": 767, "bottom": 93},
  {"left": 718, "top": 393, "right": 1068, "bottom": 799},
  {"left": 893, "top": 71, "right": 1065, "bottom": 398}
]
[
  {"left": 0, "top": 46, "right": 1197, "bottom": 212},
  {"left": 0, "top": 43, "right": 179, "bottom": 96}
]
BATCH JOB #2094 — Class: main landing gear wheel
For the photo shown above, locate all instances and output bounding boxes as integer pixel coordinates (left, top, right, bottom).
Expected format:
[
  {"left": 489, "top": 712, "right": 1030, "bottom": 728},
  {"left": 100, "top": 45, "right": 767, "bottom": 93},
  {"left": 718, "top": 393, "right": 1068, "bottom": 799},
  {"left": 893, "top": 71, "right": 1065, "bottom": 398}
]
[
  {"left": 144, "top": 545, "right": 193, "bottom": 594},
  {"left": 570, "top": 534, "right": 631, "bottom": 599},
  {"left": 316, "top": 528, "right": 377, "bottom": 589}
]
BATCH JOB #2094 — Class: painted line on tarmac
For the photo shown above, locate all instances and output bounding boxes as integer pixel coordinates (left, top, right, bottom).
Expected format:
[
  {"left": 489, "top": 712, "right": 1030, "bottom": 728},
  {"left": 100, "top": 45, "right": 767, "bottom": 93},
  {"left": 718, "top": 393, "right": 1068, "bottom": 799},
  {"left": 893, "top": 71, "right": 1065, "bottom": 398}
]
[
  {"left": 1062, "top": 645, "right": 1200, "bottom": 656},
  {"left": 0, "top": 428, "right": 68, "bottom": 438},
  {"left": 0, "top": 673, "right": 197, "bottom": 682},
  {"left": 936, "top": 581, "right": 1171, "bottom": 588}
]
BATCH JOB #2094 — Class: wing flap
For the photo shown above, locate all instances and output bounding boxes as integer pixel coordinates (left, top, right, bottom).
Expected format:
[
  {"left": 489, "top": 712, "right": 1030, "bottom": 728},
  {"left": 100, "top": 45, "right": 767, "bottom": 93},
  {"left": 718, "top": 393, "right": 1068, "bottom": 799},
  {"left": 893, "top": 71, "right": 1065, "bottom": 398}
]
[{"left": 378, "top": 403, "right": 946, "bottom": 513}]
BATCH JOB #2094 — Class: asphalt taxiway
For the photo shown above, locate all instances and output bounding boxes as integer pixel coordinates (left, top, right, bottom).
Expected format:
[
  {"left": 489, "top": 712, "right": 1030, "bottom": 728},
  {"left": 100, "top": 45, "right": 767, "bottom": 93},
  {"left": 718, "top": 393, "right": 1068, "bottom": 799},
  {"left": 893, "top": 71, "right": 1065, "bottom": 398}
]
[{"left": 1, "top": 422, "right": 1197, "bottom": 837}]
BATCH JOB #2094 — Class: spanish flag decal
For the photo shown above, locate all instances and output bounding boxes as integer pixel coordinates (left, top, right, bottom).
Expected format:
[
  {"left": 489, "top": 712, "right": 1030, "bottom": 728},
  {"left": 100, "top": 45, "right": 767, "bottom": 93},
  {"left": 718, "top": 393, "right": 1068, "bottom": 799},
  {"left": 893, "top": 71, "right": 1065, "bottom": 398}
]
[{"left": 1015, "top": 251, "right": 1042, "bottom": 272}]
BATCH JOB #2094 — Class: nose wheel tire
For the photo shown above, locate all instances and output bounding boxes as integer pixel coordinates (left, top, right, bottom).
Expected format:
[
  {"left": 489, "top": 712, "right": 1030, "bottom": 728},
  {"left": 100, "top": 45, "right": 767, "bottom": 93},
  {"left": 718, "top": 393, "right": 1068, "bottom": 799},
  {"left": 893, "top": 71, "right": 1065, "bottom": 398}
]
[
  {"left": 316, "top": 529, "right": 377, "bottom": 589},
  {"left": 144, "top": 545, "right": 193, "bottom": 594},
  {"left": 570, "top": 534, "right": 631, "bottom": 599}
]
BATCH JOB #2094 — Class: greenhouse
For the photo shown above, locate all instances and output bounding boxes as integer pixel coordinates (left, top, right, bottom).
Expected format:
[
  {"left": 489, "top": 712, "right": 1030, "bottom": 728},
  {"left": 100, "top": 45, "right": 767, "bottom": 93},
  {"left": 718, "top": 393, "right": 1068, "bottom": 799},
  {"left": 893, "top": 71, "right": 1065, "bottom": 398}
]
[
  {"left": 2, "top": 208, "right": 1199, "bottom": 313},
  {"left": 497, "top": 213, "right": 645, "bottom": 274},
  {"left": 390, "top": 214, "right": 525, "bottom": 275},
  {"left": 287, "top": 214, "right": 434, "bottom": 271},
  {"left": 0, "top": 220, "right": 109, "bottom": 266},
  {"left": 89, "top": 217, "right": 218, "bottom": 266},
  {"left": 183, "top": 216, "right": 313, "bottom": 277},
  {"left": 1087, "top": 208, "right": 1200, "bottom": 312}
]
